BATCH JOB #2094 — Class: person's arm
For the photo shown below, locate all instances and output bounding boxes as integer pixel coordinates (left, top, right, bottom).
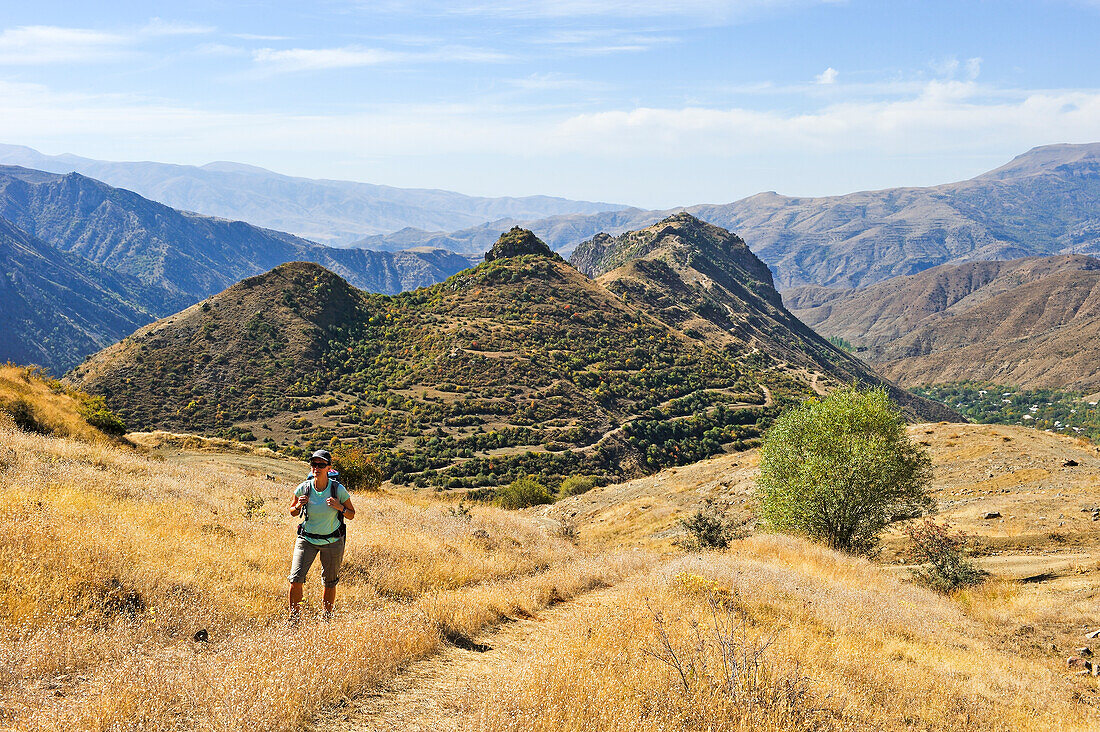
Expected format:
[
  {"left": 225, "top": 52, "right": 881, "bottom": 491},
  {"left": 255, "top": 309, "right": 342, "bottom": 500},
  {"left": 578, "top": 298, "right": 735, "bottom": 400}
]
[
  {"left": 290, "top": 491, "right": 307, "bottom": 516},
  {"left": 341, "top": 497, "right": 356, "bottom": 521}
]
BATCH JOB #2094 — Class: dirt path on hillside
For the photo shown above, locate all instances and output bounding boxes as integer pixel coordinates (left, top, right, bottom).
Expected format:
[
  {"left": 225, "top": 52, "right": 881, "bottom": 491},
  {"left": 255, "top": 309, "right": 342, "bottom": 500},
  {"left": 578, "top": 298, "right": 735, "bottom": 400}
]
[{"left": 321, "top": 586, "right": 621, "bottom": 732}]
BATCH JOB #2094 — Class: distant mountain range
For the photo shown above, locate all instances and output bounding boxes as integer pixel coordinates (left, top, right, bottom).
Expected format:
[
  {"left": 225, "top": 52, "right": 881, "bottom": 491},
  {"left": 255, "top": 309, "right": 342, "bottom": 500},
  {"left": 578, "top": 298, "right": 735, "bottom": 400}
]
[
  {"left": 68, "top": 219, "right": 957, "bottom": 487},
  {"left": 0, "top": 216, "right": 189, "bottom": 374},
  {"left": 0, "top": 144, "right": 623, "bottom": 246},
  {"left": 0, "top": 166, "right": 474, "bottom": 373},
  {"left": 786, "top": 254, "right": 1100, "bottom": 389},
  {"left": 357, "top": 143, "right": 1100, "bottom": 290}
]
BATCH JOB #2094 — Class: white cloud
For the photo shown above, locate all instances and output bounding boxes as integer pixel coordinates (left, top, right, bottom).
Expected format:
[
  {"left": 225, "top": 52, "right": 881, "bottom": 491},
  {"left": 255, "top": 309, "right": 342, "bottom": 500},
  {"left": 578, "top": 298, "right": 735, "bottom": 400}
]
[
  {"left": 250, "top": 44, "right": 507, "bottom": 73},
  {"left": 551, "top": 82, "right": 1100, "bottom": 157},
  {"left": 2, "top": 76, "right": 1098, "bottom": 205},
  {"left": 231, "top": 33, "right": 291, "bottom": 41},
  {"left": 965, "top": 57, "right": 982, "bottom": 81},
  {"left": 141, "top": 19, "right": 216, "bottom": 36},
  {"left": 0, "top": 26, "right": 129, "bottom": 65},
  {"left": 506, "top": 73, "right": 603, "bottom": 91},
  {"left": 253, "top": 46, "right": 409, "bottom": 72},
  {"left": 0, "top": 20, "right": 215, "bottom": 65},
  {"left": 816, "top": 67, "right": 838, "bottom": 84},
  {"left": 529, "top": 29, "right": 679, "bottom": 55},
  {"left": 381, "top": 0, "right": 840, "bottom": 21}
]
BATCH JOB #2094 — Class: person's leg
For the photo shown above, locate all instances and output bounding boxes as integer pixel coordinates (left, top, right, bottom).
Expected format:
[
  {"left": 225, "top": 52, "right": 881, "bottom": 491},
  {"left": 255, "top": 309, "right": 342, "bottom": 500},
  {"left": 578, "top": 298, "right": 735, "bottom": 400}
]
[
  {"left": 318, "top": 538, "right": 346, "bottom": 617},
  {"left": 288, "top": 583, "right": 305, "bottom": 618},
  {"left": 288, "top": 537, "right": 319, "bottom": 619}
]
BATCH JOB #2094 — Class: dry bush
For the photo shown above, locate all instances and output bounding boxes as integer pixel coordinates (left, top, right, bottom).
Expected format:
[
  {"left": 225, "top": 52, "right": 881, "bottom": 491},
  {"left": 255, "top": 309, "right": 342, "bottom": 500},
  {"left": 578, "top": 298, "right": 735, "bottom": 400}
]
[{"left": 461, "top": 576, "right": 833, "bottom": 732}]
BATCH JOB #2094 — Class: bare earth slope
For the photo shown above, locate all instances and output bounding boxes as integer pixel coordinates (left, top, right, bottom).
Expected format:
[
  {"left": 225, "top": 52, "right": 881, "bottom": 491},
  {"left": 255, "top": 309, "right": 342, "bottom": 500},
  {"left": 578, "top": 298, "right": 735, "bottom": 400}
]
[{"left": 785, "top": 254, "right": 1100, "bottom": 388}]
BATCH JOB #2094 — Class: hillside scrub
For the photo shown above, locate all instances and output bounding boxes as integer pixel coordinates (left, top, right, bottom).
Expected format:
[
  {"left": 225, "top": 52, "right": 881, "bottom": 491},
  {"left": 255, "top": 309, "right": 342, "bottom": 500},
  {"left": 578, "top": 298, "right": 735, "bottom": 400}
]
[
  {"left": 0, "top": 424, "right": 651, "bottom": 730},
  {"left": 757, "top": 386, "right": 933, "bottom": 553},
  {"left": 462, "top": 538, "right": 1100, "bottom": 731},
  {"left": 495, "top": 475, "right": 554, "bottom": 509}
]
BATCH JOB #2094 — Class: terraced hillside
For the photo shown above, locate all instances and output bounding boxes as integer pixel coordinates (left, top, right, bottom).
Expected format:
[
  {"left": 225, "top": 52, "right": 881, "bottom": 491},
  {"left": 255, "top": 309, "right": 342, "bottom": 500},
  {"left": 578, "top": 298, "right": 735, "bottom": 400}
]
[{"left": 70, "top": 224, "right": 954, "bottom": 491}]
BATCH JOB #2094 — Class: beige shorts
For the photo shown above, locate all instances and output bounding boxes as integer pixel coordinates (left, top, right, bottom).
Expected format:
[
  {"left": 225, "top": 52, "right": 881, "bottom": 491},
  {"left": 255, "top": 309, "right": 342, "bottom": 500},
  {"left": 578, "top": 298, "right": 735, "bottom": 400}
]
[{"left": 288, "top": 536, "right": 345, "bottom": 587}]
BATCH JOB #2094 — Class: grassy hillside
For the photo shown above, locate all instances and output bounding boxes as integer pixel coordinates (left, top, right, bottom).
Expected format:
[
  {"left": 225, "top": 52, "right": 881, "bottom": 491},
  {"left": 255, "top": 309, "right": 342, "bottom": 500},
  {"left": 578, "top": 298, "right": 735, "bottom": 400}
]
[
  {"left": 2, "top": 415, "right": 1097, "bottom": 730},
  {"left": 0, "top": 364, "right": 128, "bottom": 443}
]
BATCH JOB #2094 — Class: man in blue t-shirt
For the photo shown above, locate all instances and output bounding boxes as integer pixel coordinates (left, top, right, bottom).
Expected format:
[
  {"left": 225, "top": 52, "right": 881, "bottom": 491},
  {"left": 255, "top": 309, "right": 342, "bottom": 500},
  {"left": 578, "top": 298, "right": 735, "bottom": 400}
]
[{"left": 287, "top": 449, "right": 356, "bottom": 621}]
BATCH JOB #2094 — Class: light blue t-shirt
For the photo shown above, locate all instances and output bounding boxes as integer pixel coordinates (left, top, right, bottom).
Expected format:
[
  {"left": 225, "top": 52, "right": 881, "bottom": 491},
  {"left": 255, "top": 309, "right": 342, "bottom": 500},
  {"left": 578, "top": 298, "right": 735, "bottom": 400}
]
[{"left": 294, "top": 479, "right": 351, "bottom": 545}]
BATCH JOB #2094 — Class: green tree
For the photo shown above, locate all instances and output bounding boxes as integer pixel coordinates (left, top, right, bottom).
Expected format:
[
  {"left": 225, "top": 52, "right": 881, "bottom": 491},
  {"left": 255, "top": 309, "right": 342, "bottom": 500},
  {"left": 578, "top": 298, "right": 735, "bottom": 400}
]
[
  {"left": 495, "top": 475, "right": 553, "bottom": 510},
  {"left": 332, "top": 445, "right": 383, "bottom": 493},
  {"left": 756, "top": 386, "right": 933, "bottom": 554}
]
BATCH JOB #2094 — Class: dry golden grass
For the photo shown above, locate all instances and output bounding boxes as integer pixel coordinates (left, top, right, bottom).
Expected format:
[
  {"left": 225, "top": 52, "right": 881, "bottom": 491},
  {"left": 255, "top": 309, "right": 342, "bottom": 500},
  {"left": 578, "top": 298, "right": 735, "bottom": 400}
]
[
  {"left": 0, "top": 365, "right": 108, "bottom": 444},
  {"left": 0, "top": 425, "right": 649, "bottom": 730},
  {"left": 461, "top": 537, "right": 1100, "bottom": 731},
  {"left": 5, "top": 399, "right": 1100, "bottom": 731}
]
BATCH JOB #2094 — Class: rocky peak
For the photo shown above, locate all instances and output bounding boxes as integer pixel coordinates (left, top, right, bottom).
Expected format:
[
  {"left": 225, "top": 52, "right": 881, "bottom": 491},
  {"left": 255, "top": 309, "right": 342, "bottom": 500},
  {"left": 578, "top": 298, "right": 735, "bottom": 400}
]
[{"left": 484, "top": 227, "right": 559, "bottom": 262}]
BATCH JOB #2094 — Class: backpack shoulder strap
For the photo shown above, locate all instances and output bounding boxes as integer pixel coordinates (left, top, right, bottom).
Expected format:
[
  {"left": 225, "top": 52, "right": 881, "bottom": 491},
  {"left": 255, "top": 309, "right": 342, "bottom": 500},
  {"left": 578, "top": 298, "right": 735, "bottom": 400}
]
[{"left": 331, "top": 481, "right": 345, "bottom": 529}]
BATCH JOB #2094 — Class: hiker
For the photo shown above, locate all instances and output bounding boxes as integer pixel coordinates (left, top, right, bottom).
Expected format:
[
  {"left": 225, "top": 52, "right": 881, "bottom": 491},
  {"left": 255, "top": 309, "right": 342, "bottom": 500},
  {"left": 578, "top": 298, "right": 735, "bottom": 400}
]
[{"left": 288, "top": 449, "right": 355, "bottom": 620}]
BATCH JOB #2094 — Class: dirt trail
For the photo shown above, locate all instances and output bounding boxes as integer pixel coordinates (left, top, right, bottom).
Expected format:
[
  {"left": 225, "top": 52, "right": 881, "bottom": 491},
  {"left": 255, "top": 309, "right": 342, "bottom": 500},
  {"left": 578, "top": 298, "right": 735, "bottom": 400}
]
[{"left": 324, "top": 585, "right": 621, "bottom": 732}]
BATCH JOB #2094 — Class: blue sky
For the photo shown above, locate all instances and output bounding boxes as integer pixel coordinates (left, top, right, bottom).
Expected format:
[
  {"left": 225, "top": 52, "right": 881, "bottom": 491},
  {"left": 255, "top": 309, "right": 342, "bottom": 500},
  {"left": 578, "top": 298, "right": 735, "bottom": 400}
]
[{"left": 1, "top": 0, "right": 1098, "bottom": 208}]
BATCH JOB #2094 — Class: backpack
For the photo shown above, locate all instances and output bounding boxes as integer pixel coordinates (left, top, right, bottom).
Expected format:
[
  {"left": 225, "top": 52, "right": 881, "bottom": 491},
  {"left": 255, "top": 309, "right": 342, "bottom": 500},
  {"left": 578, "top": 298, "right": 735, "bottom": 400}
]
[{"left": 297, "top": 478, "right": 347, "bottom": 541}]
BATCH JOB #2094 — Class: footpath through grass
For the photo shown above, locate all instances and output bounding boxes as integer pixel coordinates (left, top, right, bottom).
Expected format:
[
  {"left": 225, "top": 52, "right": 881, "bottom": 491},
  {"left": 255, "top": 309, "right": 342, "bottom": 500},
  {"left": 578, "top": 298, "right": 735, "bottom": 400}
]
[{"left": 0, "top": 421, "right": 650, "bottom": 731}]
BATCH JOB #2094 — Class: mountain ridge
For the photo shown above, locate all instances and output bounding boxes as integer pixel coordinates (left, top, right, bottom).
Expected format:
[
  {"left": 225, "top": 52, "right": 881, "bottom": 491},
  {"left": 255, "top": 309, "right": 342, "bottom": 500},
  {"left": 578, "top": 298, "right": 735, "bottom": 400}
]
[
  {"left": 355, "top": 143, "right": 1100, "bottom": 289},
  {"left": 70, "top": 223, "right": 957, "bottom": 489},
  {"left": 0, "top": 144, "right": 625, "bottom": 245},
  {"left": 0, "top": 214, "right": 188, "bottom": 373},
  {"left": 785, "top": 254, "right": 1100, "bottom": 389}
]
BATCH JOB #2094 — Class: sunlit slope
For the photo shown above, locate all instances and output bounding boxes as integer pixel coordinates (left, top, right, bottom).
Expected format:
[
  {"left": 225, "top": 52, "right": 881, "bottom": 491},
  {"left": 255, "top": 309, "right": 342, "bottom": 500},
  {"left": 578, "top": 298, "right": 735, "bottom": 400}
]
[{"left": 0, "top": 422, "right": 647, "bottom": 730}]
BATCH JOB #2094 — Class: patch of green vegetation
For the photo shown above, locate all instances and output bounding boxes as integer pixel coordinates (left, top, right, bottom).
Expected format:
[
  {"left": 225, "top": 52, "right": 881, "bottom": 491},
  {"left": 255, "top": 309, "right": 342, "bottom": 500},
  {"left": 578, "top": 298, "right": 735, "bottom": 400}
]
[
  {"left": 87, "top": 255, "right": 821, "bottom": 491},
  {"left": 827, "top": 335, "right": 855, "bottom": 353},
  {"left": 913, "top": 382, "right": 1100, "bottom": 440}
]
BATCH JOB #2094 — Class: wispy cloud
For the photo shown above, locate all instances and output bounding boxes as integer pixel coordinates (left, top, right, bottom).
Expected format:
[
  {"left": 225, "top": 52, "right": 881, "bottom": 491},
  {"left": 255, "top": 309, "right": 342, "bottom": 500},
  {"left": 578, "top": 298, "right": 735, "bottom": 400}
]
[
  {"left": 380, "top": 0, "right": 840, "bottom": 21},
  {"left": 0, "top": 20, "right": 215, "bottom": 66},
  {"left": 4, "top": 76, "right": 1098, "bottom": 164},
  {"left": 0, "top": 26, "right": 130, "bottom": 65},
  {"left": 141, "top": 18, "right": 216, "bottom": 36},
  {"left": 815, "top": 67, "right": 838, "bottom": 84},
  {"left": 232, "top": 33, "right": 291, "bottom": 41},
  {"left": 250, "top": 44, "right": 507, "bottom": 73},
  {"left": 506, "top": 73, "right": 604, "bottom": 91},
  {"left": 552, "top": 81, "right": 1100, "bottom": 157},
  {"left": 534, "top": 28, "right": 679, "bottom": 55}
]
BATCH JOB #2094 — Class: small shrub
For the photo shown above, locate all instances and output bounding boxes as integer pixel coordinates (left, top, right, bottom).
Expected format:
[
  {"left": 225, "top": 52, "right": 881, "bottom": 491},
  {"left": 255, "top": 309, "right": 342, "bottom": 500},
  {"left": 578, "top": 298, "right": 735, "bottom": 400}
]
[
  {"left": 560, "top": 474, "right": 599, "bottom": 496},
  {"left": 556, "top": 516, "right": 579, "bottom": 542},
  {"left": 78, "top": 395, "right": 126, "bottom": 435},
  {"left": 678, "top": 501, "right": 741, "bottom": 550},
  {"left": 1, "top": 397, "right": 44, "bottom": 433},
  {"left": 447, "top": 501, "right": 472, "bottom": 521},
  {"left": 905, "top": 518, "right": 988, "bottom": 592},
  {"left": 242, "top": 496, "right": 266, "bottom": 519},
  {"left": 646, "top": 592, "right": 815, "bottom": 723},
  {"left": 332, "top": 445, "right": 383, "bottom": 493},
  {"left": 495, "top": 475, "right": 553, "bottom": 510}
]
